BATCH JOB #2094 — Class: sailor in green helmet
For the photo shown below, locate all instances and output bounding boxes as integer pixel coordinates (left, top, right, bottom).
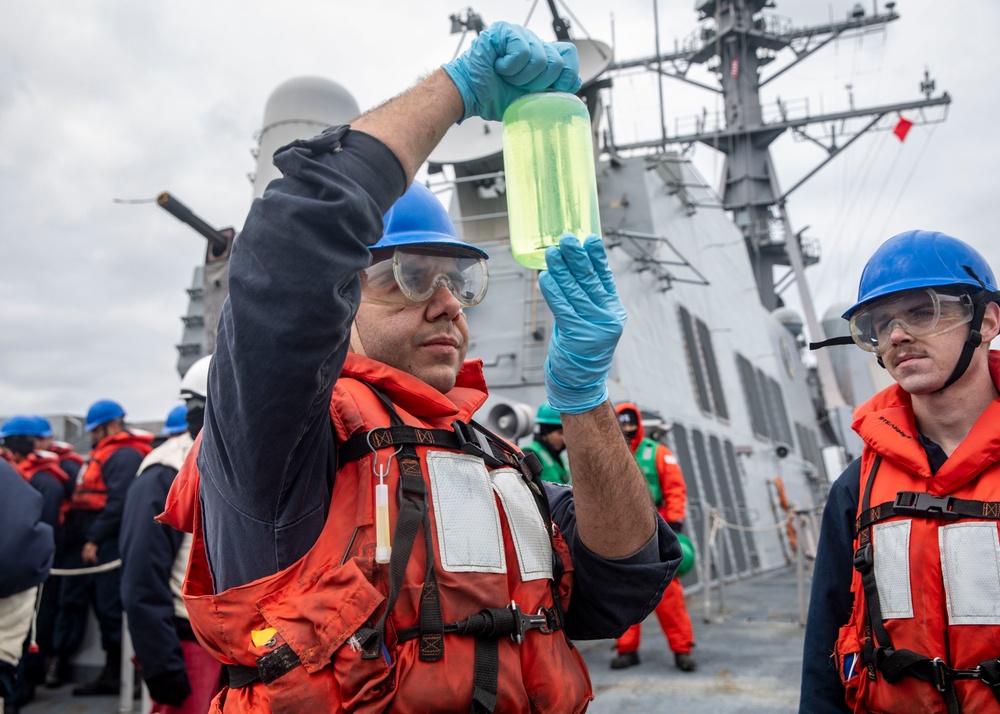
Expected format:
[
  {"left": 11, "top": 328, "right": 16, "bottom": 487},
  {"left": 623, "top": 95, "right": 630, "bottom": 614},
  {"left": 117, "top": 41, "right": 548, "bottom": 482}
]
[{"left": 520, "top": 404, "right": 571, "bottom": 485}]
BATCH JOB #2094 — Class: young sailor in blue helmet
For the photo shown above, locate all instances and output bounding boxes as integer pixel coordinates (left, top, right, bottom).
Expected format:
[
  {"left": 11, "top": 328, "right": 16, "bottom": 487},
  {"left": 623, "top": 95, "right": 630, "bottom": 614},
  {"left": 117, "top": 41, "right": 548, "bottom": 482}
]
[{"left": 802, "top": 230, "right": 1000, "bottom": 713}]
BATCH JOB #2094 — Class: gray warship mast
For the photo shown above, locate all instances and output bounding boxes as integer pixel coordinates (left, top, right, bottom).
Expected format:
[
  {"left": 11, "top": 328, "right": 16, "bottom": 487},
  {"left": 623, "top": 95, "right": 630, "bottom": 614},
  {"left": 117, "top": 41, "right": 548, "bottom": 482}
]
[{"left": 605, "top": 0, "right": 951, "bottom": 437}]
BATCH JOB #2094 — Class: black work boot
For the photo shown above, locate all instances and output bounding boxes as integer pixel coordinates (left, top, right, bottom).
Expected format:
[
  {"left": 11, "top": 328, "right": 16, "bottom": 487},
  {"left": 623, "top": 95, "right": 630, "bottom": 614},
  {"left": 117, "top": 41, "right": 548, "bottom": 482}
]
[
  {"left": 72, "top": 648, "right": 121, "bottom": 696},
  {"left": 43, "top": 656, "right": 65, "bottom": 688},
  {"left": 610, "top": 651, "right": 640, "bottom": 669},
  {"left": 674, "top": 652, "right": 698, "bottom": 672}
]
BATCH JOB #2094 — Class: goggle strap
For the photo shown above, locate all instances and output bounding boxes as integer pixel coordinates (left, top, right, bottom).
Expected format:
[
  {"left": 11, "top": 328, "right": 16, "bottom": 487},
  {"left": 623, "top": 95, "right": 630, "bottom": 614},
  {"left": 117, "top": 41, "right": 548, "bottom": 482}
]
[
  {"left": 937, "top": 299, "right": 988, "bottom": 392},
  {"left": 809, "top": 335, "right": 855, "bottom": 351}
]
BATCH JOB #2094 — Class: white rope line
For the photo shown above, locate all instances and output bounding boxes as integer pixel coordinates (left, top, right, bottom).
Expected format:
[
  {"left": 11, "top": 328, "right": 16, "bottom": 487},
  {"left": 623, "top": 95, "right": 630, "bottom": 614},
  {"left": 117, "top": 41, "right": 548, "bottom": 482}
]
[
  {"left": 50, "top": 559, "right": 122, "bottom": 576},
  {"left": 710, "top": 510, "right": 795, "bottom": 533}
]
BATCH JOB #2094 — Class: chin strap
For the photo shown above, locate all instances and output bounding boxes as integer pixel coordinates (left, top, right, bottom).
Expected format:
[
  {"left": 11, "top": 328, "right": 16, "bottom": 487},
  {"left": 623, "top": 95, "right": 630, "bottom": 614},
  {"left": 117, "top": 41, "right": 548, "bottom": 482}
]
[{"left": 935, "top": 299, "right": 987, "bottom": 392}]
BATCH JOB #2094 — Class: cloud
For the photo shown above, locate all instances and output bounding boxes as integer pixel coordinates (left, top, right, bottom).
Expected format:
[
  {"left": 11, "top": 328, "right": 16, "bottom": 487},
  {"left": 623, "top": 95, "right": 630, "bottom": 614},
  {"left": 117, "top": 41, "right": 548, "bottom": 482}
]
[{"left": 1, "top": 0, "right": 997, "bottom": 422}]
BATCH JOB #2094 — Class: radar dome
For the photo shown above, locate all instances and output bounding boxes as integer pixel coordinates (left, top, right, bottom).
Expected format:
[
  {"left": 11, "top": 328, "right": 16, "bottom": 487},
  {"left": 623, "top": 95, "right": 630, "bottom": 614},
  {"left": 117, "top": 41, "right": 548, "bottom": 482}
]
[
  {"left": 771, "top": 306, "right": 804, "bottom": 337},
  {"left": 254, "top": 77, "right": 360, "bottom": 199},
  {"left": 822, "top": 303, "right": 853, "bottom": 338}
]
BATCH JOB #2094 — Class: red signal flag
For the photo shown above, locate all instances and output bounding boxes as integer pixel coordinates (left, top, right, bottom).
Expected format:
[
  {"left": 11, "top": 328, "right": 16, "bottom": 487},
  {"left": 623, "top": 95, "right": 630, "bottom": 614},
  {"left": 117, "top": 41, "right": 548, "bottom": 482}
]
[{"left": 893, "top": 116, "right": 914, "bottom": 142}]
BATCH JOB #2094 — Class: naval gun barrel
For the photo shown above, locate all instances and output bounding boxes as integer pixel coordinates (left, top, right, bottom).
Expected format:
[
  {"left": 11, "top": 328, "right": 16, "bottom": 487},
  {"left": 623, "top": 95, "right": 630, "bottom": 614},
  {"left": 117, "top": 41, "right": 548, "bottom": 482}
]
[{"left": 156, "top": 192, "right": 230, "bottom": 256}]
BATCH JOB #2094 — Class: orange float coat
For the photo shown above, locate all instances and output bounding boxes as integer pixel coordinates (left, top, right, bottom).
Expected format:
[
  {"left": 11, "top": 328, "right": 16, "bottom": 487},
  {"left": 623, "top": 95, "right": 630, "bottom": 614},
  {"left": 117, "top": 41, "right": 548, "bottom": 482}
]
[
  {"left": 835, "top": 352, "right": 1000, "bottom": 713},
  {"left": 70, "top": 431, "right": 153, "bottom": 511},
  {"left": 613, "top": 402, "right": 693, "bottom": 656},
  {"left": 17, "top": 451, "right": 69, "bottom": 486},
  {"left": 162, "top": 354, "right": 593, "bottom": 713}
]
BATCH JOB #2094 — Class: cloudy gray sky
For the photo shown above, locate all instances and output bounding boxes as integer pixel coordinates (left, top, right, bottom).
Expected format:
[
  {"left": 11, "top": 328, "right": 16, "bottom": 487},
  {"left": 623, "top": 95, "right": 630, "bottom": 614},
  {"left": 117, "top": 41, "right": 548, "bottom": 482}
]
[{"left": 1, "top": 0, "right": 997, "bottom": 424}]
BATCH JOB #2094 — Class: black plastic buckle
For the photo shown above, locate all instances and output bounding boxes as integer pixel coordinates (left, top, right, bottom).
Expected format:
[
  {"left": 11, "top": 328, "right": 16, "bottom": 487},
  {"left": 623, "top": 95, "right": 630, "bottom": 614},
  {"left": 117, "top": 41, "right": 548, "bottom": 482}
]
[
  {"left": 893, "top": 491, "right": 960, "bottom": 521},
  {"left": 508, "top": 601, "right": 551, "bottom": 644},
  {"left": 452, "top": 420, "right": 504, "bottom": 468},
  {"left": 853, "top": 544, "right": 874, "bottom": 574}
]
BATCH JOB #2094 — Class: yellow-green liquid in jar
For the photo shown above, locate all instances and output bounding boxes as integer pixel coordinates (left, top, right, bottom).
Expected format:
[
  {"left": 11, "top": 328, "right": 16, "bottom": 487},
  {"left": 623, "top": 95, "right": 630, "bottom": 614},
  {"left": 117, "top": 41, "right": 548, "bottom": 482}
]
[{"left": 502, "top": 93, "right": 602, "bottom": 270}]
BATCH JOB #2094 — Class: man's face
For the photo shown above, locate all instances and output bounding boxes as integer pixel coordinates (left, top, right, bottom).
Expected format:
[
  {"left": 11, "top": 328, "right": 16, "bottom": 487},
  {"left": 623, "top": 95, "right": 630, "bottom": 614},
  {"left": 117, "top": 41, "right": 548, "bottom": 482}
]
[
  {"left": 89, "top": 424, "right": 108, "bottom": 448},
  {"left": 881, "top": 300, "right": 998, "bottom": 395},
  {"left": 353, "top": 273, "right": 470, "bottom": 394},
  {"left": 541, "top": 428, "right": 565, "bottom": 453}
]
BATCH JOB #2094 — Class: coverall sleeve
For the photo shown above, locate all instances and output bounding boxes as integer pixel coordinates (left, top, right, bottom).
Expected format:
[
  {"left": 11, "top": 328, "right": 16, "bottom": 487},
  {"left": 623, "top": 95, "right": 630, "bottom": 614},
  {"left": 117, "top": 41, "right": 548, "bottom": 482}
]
[
  {"left": 86, "top": 446, "right": 144, "bottom": 546},
  {"left": 120, "top": 464, "right": 187, "bottom": 681},
  {"left": 656, "top": 445, "right": 687, "bottom": 524},
  {"left": 545, "top": 482, "right": 678, "bottom": 640},
  {"left": 798, "top": 459, "right": 860, "bottom": 714},
  {"left": 30, "top": 471, "right": 65, "bottom": 530},
  {"left": 0, "top": 462, "right": 55, "bottom": 598},
  {"left": 197, "top": 127, "right": 407, "bottom": 591}
]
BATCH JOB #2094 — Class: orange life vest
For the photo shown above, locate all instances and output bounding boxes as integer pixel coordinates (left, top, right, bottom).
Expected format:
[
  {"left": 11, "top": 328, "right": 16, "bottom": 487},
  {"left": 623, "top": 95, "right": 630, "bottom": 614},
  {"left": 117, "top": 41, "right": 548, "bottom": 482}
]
[
  {"left": 17, "top": 451, "right": 70, "bottom": 524},
  {"left": 835, "top": 351, "right": 1000, "bottom": 713},
  {"left": 49, "top": 442, "right": 85, "bottom": 467},
  {"left": 71, "top": 430, "right": 153, "bottom": 511},
  {"left": 161, "top": 354, "right": 593, "bottom": 713},
  {"left": 17, "top": 451, "right": 70, "bottom": 485}
]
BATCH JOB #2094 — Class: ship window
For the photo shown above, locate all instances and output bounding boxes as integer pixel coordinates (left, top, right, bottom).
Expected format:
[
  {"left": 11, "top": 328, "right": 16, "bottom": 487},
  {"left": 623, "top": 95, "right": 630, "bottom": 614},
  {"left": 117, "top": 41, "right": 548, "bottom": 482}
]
[
  {"left": 736, "top": 354, "right": 769, "bottom": 440},
  {"left": 725, "top": 439, "right": 760, "bottom": 570},
  {"left": 693, "top": 429, "right": 735, "bottom": 576},
  {"left": 669, "top": 424, "right": 702, "bottom": 586},
  {"left": 710, "top": 434, "right": 748, "bottom": 573},
  {"left": 795, "top": 423, "right": 829, "bottom": 482},
  {"left": 696, "top": 317, "right": 729, "bottom": 421},
  {"left": 679, "top": 305, "right": 729, "bottom": 422},
  {"left": 762, "top": 372, "right": 794, "bottom": 447},
  {"left": 679, "top": 306, "right": 712, "bottom": 415}
]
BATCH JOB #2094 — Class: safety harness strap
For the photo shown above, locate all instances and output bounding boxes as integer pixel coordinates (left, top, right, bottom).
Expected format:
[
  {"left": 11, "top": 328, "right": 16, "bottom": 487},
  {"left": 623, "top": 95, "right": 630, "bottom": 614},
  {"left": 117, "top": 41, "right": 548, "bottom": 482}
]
[
  {"left": 358, "top": 386, "right": 443, "bottom": 663},
  {"left": 224, "top": 644, "right": 301, "bottom": 689},
  {"left": 856, "top": 492, "right": 1000, "bottom": 533},
  {"left": 338, "top": 421, "right": 522, "bottom": 471}
]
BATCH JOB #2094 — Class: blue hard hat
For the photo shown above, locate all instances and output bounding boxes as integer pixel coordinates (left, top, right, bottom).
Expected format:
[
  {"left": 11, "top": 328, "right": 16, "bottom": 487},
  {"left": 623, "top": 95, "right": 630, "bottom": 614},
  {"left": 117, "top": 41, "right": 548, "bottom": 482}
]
[
  {"left": 32, "top": 416, "right": 53, "bottom": 438},
  {"left": 0, "top": 415, "right": 46, "bottom": 439},
  {"left": 162, "top": 404, "right": 188, "bottom": 436},
  {"left": 844, "top": 230, "right": 998, "bottom": 318},
  {"left": 375, "top": 182, "right": 488, "bottom": 260},
  {"left": 85, "top": 399, "right": 126, "bottom": 432}
]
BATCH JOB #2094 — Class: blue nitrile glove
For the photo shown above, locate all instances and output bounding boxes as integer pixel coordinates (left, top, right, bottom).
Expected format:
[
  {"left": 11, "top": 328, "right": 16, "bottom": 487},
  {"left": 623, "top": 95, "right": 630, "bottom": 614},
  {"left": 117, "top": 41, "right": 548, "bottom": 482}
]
[
  {"left": 442, "top": 21, "right": 582, "bottom": 122},
  {"left": 538, "top": 235, "right": 626, "bottom": 414}
]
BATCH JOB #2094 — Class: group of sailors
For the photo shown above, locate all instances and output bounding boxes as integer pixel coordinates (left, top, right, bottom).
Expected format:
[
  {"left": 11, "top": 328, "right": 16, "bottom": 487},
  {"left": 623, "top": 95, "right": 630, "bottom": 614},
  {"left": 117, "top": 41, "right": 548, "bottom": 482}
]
[{"left": 0, "top": 354, "right": 220, "bottom": 714}]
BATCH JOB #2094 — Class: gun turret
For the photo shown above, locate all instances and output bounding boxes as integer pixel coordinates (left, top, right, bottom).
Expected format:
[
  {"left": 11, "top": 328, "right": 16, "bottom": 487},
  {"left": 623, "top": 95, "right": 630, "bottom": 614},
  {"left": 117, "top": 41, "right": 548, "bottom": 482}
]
[
  {"left": 156, "top": 191, "right": 231, "bottom": 257},
  {"left": 157, "top": 191, "right": 234, "bottom": 372}
]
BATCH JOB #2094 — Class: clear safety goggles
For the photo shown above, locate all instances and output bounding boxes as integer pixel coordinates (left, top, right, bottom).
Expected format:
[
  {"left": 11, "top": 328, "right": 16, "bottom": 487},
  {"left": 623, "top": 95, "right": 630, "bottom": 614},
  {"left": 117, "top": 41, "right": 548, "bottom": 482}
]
[
  {"left": 361, "top": 248, "right": 489, "bottom": 307},
  {"left": 848, "top": 288, "right": 975, "bottom": 353}
]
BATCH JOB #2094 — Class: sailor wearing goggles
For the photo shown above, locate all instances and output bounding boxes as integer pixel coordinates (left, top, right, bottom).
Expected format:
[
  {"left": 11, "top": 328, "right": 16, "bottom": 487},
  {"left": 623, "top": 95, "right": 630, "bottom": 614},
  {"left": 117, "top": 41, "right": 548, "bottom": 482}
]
[
  {"left": 351, "top": 183, "right": 490, "bottom": 393},
  {"left": 802, "top": 230, "right": 1000, "bottom": 714}
]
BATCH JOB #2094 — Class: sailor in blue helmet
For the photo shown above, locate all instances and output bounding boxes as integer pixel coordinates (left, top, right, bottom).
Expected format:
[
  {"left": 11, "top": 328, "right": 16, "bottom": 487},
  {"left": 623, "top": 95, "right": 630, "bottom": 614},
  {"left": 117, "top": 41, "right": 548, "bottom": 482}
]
[
  {"left": 160, "top": 404, "right": 189, "bottom": 438},
  {"left": 29, "top": 416, "right": 84, "bottom": 483},
  {"left": 164, "top": 22, "right": 678, "bottom": 712},
  {"left": 50, "top": 399, "right": 153, "bottom": 696},
  {"left": 801, "top": 231, "right": 1000, "bottom": 714}
]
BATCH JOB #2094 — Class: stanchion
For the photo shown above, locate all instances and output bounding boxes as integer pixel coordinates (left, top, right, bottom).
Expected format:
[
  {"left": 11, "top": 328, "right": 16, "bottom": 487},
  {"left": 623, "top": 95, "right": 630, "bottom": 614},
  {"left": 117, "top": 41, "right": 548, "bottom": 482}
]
[
  {"left": 701, "top": 506, "right": 715, "bottom": 623},
  {"left": 700, "top": 507, "right": 803, "bottom": 622},
  {"left": 120, "top": 612, "right": 135, "bottom": 714}
]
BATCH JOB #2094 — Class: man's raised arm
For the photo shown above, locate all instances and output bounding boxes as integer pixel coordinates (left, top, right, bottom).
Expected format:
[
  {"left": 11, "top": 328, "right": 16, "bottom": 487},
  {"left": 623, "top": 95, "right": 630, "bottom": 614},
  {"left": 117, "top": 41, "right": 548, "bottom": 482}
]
[{"left": 538, "top": 235, "right": 657, "bottom": 557}]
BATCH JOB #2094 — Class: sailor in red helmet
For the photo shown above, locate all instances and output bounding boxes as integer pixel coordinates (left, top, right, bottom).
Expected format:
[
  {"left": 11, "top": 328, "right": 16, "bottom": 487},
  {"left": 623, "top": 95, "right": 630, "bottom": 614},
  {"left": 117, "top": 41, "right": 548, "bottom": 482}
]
[
  {"left": 160, "top": 21, "right": 679, "bottom": 713},
  {"left": 610, "top": 403, "right": 697, "bottom": 673},
  {"left": 801, "top": 231, "right": 1000, "bottom": 713}
]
